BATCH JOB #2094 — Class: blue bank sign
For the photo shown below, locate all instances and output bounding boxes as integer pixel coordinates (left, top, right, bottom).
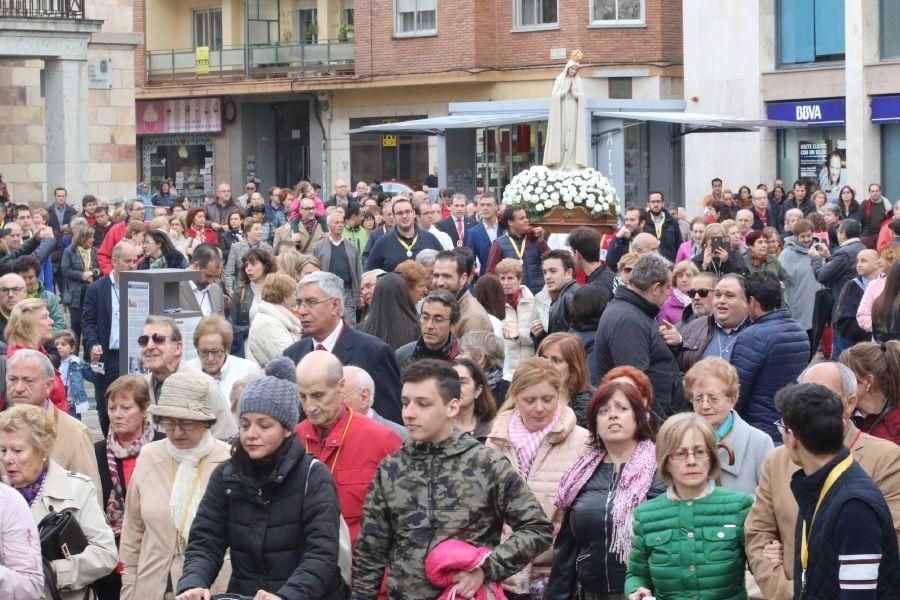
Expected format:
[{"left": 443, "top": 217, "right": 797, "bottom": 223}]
[
  {"left": 766, "top": 99, "right": 846, "bottom": 127},
  {"left": 872, "top": 95, "right": 900, "bottom": 124}
]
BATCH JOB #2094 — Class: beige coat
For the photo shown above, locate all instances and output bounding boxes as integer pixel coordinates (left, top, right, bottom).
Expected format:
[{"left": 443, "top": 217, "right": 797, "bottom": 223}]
[
  {"left": 49, "top": 405, "right": 103, "bottom": 502},
  {"left": 502, "top": 285, "right": 536, "bottom": 373},
  {"left": 119, "top": 438, "right": 232, "bottom": 600},
  {"left": 246, "top": 301, "right": 303, "bottom": 367},
  {"left": 485, "top": 407, "right": 589, "bottom": 594},
  {"left": 745, "top": 423, "right": 900, "bottom": 599},
  {"left": 453, "top": 290, "right": 494, "bottom": 339},
  {"left": 31, "top": 460, "right": 119, "bottom": 600}
]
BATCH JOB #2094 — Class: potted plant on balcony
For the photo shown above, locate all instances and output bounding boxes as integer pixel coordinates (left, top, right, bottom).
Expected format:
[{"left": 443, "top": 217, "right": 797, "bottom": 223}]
[
  {"left": 305, "top": 22, "right": 318, "bottom": 44},
  {"left": 338, "top": 23, "right": 354, "bottom": 42}
]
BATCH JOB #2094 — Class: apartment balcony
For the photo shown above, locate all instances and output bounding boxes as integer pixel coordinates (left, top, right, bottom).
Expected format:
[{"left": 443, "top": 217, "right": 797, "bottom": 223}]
[
  {"left": 0, "top": 0, "right": 84, "bottom": 18},
  {"left": 146, "top": 39, "right": 353, "bottom": 82}
]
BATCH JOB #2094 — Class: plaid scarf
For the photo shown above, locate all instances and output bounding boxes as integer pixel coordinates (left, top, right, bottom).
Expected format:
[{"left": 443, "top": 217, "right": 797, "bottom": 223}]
[
  {"left": 105, "top": 424, "right": 155, "bottom": 536},
  {"left": 508, "top": 406, "right": 562, "bottom": 480}
]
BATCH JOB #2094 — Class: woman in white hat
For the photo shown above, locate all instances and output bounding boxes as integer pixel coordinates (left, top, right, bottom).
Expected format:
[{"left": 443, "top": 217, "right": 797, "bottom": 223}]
[{"left": 118, "top": 369, "right": 232, "bottom": 600}]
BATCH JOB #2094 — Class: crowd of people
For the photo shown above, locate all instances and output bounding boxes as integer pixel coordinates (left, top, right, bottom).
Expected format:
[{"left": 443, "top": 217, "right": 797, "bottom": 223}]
[{"left": 0, "top": 173, "right": 899, "bottom": 600}]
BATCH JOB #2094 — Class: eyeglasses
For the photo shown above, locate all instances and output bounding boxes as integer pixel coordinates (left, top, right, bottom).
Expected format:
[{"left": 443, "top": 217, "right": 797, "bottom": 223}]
[
  {"left": 687, "top": 288, "right": 713, "bottom": 299},
  {"left": 137, "top": 332, "right": 170, "bottom": 347},
  {"left": 0, "top": 286, "right": 25, "bottom": 294},
  {"left": 669, "top": 446, "right": 711, "bottom": 461},
  {"left": 393, "top": 210, "right": 414, "bottom": 218},
  {"left": 301, "top": 206, "right": 316, "bottom": 211},
  {"left": 420, "top": 313, "right": 449, "bottom": 325},
  {"left": 199, "top": 349, "right": 225, "bottom": 359},
  {"left": 774, "top": 419, "right": 788, "bottom": 434},
  {"left": 691, "top": 394, "right": 728, "bottom": 407},
  {"left": 296, "top": 297, "right": 335, "bottom": 309},
  {"left": 157, "top": 418, "right": 201, "bottom": 432}
]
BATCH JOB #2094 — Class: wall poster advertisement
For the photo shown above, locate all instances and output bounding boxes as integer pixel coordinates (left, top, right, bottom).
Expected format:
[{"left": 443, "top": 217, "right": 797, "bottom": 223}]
[
  {"left": 126, "top": 281, "right": 150, "bottom": 375},
  {"left": 799, "top": 139, "right": 846, "bottom": 200}
]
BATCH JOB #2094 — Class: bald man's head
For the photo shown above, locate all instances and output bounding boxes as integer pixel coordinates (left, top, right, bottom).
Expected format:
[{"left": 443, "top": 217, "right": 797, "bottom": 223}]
[
  {"left": 297, "top": 350, "right": 346, "bottom": 428},
  {"left": 632, "top": 232, "right": 660, "bottom": 255},
  {"left": 343, "top": 365, "right": 375, "bottom": 413},
  {"left": 0, "top": 273, "right": 27, "bottom": 314},
  {"left": 800, "top": 362, "right": 858, "bottom": 423},
  {"left": 856, "top": 249, "right": 880, "bottom": 278}
]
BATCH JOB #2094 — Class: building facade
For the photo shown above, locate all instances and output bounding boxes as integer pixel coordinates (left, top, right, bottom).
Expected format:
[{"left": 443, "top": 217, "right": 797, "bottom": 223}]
[
  {"left": 683, "top": 0, "right": 900, "bottom": 216},
  {"left": 136, "top": 0, "right": 683, "bottom": 203}
]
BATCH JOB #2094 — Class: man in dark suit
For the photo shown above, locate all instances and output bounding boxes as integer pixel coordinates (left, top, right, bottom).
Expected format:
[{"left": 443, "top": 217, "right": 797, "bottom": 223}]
[
  {"left": 81, "top": 240, "right": 139, "bottom": 435},
  {"left": 435, "top": 193, "right": 477, "bottom": 248},
  {"left": 465, "top": 192, "right": 505, "bottom": 275},
  {"left": 283, "top": 271, "right": 403, "bottom": 423},
  {"left": 178, "top": 243, "right": 225, "bottom": 317}
]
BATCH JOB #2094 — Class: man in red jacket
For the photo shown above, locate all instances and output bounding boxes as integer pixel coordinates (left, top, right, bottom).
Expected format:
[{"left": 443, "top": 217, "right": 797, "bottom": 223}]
[
  {"left": 295, "top": 350, "right": 402, "bottom": 544},
  {"left": 97, "top": 199, "right": 146, "bottom": 274}
]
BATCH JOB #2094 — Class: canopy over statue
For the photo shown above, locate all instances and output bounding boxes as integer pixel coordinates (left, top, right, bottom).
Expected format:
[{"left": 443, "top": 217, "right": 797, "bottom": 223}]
[{"left": 543, "top": 50, "right": 588, "bottom": 171}]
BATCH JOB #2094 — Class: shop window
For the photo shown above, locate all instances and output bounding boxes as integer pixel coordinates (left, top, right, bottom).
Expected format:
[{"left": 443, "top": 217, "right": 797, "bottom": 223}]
[
  {"left": 591, "top": 0, "right": 643, "bottom": 25},
  {"left": 350, "top": 117, "right": 429, "bottom": 184},
  {"left": 883, "top": 0, "right": 900, "bottom": 59},
  {"left": 778, "top": 0, "right": 844, "bottom": 66},
  {"left": 609, "top": 78, "right": 633, "bottom": 99},
  {"left": 395, "top": 0, "right": 436, "bottom": 36},
  {"left": 514, "top": 0, "right": 558, "bottom": 29},
  {"left": 192, "top": 8, "right": 222, "bottom": 50},
  {"left": 882, "top": 125, "right": 900, "bottom": 200}
]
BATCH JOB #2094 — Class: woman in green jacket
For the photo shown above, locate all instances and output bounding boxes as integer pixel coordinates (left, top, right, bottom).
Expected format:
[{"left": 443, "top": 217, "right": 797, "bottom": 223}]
[{"left": 626, "top": 413, "right": 753, "bottom": 600}]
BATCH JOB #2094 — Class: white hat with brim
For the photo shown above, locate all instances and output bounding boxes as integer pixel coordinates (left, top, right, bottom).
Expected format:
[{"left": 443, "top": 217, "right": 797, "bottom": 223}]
[{"left": 147, "top": 370, "right": 216, "bottom": 422}]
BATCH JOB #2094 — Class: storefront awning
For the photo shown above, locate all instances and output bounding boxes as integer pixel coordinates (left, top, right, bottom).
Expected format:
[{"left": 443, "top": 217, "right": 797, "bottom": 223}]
[
  {"left": 345, "top": 111, "right": 549, "bottom": 135},
  {"left": 872, "top": 95, "right": 900, "bottom": 124},
  {"left": 592, "top": 110, "right": 800, "bottom": 131}
]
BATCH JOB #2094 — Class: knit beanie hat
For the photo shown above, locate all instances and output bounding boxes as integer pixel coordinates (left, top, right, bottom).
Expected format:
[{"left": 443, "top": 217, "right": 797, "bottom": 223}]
[{"left": 237, "top": 356, "right": 300, "bottom": 430}]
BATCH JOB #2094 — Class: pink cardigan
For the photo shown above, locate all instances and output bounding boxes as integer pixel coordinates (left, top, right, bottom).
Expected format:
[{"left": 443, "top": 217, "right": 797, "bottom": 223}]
[
  {"left": 857, "top": 276, "right": 886, "bottom": 332},
  {"left": 675, "top": 240, "right": 697, "bottom": 264}
]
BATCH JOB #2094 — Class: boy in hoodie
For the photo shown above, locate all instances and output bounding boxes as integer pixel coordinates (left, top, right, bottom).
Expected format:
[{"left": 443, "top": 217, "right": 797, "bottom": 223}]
[{"left": 352, "top": 359, "right": 553, "bottom": 599}]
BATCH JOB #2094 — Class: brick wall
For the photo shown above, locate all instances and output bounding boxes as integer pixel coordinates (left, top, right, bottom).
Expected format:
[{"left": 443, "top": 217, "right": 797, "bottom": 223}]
[{"left": 355, "top": 0, "right": 682, "bottom": 78}]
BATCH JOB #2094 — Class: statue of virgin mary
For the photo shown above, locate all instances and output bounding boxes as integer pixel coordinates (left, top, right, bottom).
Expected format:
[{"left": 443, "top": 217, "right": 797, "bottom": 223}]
[{"left": 543, "top": 50, "right": 587, "bottom": 172}]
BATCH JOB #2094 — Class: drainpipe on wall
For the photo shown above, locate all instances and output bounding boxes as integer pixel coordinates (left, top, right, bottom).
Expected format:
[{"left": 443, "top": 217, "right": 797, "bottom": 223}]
[{"left": 312, "top": 92, "right": 329, "bottom": 198}]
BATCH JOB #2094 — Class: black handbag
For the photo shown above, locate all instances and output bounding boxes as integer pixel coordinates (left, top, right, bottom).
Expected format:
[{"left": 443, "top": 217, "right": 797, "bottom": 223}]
[{"left": 38, "top": 508, "right": 89, "bottom": 561}]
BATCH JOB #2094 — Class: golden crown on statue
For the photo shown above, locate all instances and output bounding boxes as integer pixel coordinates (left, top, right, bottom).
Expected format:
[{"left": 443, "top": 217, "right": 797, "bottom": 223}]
[{"left": 571, "top": 49, "right": 583, "bottom": 62}]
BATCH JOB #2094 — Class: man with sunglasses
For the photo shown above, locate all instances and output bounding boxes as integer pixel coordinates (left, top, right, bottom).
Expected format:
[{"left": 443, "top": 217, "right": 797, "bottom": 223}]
[
  {"left": 680, "top": 271, "right": 718, "bottom": 325},
  {"left": 670, "top": 273, "right": 749, "bottom": 373},
  {"left": 138, "top": 315, "right": 237, "bottom": 440}
]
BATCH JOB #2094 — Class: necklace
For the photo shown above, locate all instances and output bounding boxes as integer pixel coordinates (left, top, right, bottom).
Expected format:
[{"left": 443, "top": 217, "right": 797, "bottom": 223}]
[
  {"left": 395, "top": 232, "right": 419, "bottom": 258},
  {"left": 716, "top": 327, "right": 739, "bottom": 357}
]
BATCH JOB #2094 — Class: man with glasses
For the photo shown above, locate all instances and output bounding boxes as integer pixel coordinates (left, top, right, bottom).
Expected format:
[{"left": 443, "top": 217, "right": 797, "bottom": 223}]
[
  {"left": 290, "top": 197, "right": 326, "bottom": 256},
  {"left": 0, "top": 273, "right": 27, "bottom": 339},
  {"left": 82, "top": 241, "right": 139, "bottom": 434},
  {"left": 641, "top": 191, "right": 682, "bottom": 262},
  {"left": 183, "top": 315, "right": 260, "bottom": 401},
  {"left": 283, "top": 271, "right": 403, "bottom": 423},
  {"left": 366, "top": 197, "right": 442, "bottom": 272},
  {"left": 236, "top": 178, "right": 258, "bottom": 209},
  {"left": 97, "top": 199, "right": 146, "bottom": 274},
  {"left": 138, "top": 315, "right": 236, "bottom": 440},
  {"left": 204, "top": 182, "right": 241, "bottom": 240},
  {"left": 395, "top": 289, "right": 460, "bottom": 371},
  {"left": 677, "top": 271, "right": 718, "bottom": 327},
  {"left": 178, "top": 243, "right": 225, "bottom": 318}
]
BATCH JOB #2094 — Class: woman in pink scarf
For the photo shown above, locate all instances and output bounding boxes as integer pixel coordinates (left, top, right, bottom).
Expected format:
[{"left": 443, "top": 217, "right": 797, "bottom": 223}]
[
  {"left": 545, "top": 381, "right": 665, "bottom": 600},
  {"left": 485, "top": 358, "right": 589, "bottom": 599}
]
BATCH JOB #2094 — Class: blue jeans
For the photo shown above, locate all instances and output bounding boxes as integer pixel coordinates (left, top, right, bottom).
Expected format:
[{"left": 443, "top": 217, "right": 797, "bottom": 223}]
[{"left": 831, "top": 329, "right": 849, "bottom": 362}]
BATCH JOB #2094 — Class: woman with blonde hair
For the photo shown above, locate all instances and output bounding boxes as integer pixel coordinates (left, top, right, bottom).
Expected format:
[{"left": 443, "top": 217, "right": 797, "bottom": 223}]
[
  {"left": 246, "top": 273, "right": 303, "bottom": 367},
  {"left": 5, "top": 298, "right": 68, "bottom": 412},
  {"left": 659, "top": 260, "right": 699, "bottom": 326},
  {"left": 613, "top": 252, "right": 639, "bottom": 294},
  {"left": 0, "top": 404, "right": 118, "bottom": 599},
  {"left": 626, "top": 413, "right": 753, "bottom": 600},
  {"left": 684, "top": 357, "right": 773, "bottom": 495},
  {"left": 537, "top": 332, "right": 592, "bottom": 427},
  {"left": 495, "top": 258, "right": 536, "bottom": 374},
  {"left": 692, "top": 223, "right": 744, "bottom": 277},
  {"left": 61, "top": 224, "right": 100, "bottom": 344},
  {"left": 486, "top": 357, "right": 588, "bottom": 598}
]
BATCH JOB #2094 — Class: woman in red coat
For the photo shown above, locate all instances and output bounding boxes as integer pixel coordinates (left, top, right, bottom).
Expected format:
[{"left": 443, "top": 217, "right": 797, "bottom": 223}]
[
  {"left": 185, "top": 207, "right": 218, "bottom": 258},
  {"left": 4, "top": 298, "right": 68, "bottom": 412}
]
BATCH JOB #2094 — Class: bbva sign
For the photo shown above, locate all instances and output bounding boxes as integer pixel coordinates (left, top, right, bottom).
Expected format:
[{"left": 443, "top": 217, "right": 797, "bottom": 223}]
[{"left": 796, "top": 105, "right": 823, "bottom": 121}]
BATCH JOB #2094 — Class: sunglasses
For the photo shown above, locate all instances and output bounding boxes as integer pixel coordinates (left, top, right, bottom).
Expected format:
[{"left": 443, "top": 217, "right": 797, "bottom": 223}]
[
  {"left": 137, "top": 332, "right": 170, "bottom": 347},
  {"left": 687, "top": 288, "right": 713, "bottom": 298}
]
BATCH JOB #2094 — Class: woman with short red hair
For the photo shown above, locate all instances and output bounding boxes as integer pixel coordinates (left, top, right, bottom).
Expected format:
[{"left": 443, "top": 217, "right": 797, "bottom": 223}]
[{"left": 185, "top": 207, "right": 218, "bottom": 251}]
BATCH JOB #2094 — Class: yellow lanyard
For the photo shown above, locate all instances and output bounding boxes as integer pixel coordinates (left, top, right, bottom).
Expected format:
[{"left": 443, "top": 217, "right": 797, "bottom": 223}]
[
  {"left": 171, "top": 457, "right": 206, "bottom": 542},
  {"left": 395, "top": 233, "right": 419, "bottom": 257},
  {"left": 304, "top": 410, "right": 354, "bottom": 474},
  {"left": 800, "top": 453, "right": 854, "bottom": 576},
  {"left": 507, "top": 234, "right": 526, "bottom": 260},
  {"left": 654, "top": 220, "right": 664, "bottom": 239}
]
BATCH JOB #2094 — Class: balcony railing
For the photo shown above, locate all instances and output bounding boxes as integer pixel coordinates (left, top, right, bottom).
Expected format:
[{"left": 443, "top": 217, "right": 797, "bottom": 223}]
[
  {"left": 146, "top": 39, "right": 354, "bottom": 82},
  {"left": 0, "top": 0, "right": 84, "bottom": 18}
]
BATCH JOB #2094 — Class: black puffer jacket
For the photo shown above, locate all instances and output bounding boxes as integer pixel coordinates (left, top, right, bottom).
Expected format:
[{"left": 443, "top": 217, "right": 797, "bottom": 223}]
[
  {"left": 547, "top": 279, "right": 580, "bottom": 335},
  {"left": 178, "top": 436, "right": 348, "bottom": 600},
  {"left": 546, "top": 462, "right": 666, "bottom": 598}
]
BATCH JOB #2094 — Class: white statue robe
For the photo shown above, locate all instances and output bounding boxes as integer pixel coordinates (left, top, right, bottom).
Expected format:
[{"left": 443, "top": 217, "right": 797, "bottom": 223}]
[{"left": 543, "top": 62, "right": 587, "bottom": 171}]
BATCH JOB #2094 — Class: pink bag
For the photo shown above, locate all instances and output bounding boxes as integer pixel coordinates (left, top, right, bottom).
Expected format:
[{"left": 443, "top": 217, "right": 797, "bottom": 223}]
[{"left": 425, "top": 539, "right": 507, "bottom": 600}]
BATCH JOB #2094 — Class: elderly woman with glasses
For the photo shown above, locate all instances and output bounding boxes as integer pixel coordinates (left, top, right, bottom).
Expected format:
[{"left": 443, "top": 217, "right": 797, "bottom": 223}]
[
  {"left": 118, "top": 370, "right": 232, "bottom": 600},
  {"left": 684, "top": 357, "right": 773, "bottom": 495},
  {"left": 625, "top": 413, "right": 753, "bottom": 600},
  {"left": 184, "top": 315, "right": 261, "bottom": 402},
  {"left": 0, "top": 405, "right": 118, "bottom": 600}
]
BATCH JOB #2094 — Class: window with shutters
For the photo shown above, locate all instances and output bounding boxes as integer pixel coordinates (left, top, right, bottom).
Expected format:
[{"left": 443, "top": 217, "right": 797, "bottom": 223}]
[
  {"left": 395, "top": 0, "right": 436, "bottom": 36},
  {"left": 590, "top": 0, "right": 643, "bottom": 25},
  {"left": 777, "top": 0, "right": 844, "bottom": 66},
  {"left": 192, "top": 8, "right": 223, "bottom": 50},
  {"left": 513, "top": 0, "right": 558, "bottom": 30}
]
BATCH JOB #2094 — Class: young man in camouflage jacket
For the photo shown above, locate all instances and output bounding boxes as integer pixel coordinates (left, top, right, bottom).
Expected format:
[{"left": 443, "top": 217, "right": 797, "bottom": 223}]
[{"left": 352, "top": 359, "right": 553, "bottom": 599}]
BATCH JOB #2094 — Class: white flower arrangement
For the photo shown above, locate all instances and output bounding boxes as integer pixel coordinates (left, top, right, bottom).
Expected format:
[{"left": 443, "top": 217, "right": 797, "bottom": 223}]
[{"left": 503, "top": 165, "right": 618, "bottom": 219}]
